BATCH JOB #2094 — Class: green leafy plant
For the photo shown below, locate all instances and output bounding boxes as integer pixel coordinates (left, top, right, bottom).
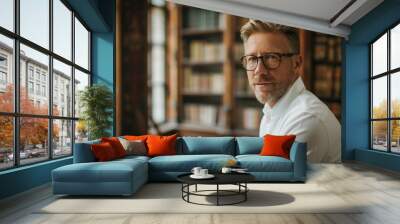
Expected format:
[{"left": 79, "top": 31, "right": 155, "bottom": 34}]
[{"left": 79, "top": 84, "right": 113, "bottom": 140}]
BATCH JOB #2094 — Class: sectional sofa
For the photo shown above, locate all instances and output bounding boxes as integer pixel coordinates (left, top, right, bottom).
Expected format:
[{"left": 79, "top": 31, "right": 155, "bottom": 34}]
[{"left": 52, "top": 137, "right": 307, "bottom": 196}]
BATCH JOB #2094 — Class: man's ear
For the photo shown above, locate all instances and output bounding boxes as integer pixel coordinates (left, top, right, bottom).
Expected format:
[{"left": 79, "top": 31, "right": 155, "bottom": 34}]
[{"left": 293, "top": 55, "right": 302, "bottom": 70}]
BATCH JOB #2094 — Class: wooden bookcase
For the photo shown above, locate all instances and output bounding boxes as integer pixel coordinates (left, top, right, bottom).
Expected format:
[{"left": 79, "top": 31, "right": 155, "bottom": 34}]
[
  {"left": 165, "top": 3, "right": 342, "bottom": 136},
  {"left": 309, "top": 33, "right": 342, "bottom": 120}
]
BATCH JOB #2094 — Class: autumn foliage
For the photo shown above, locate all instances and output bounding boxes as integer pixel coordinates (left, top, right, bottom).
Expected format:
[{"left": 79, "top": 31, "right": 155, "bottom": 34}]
[{"left": 0, "top": 84, "right": 59, "bottom": 150}]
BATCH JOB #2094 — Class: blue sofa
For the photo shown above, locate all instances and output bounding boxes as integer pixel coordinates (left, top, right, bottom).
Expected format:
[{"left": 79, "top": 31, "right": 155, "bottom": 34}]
[{"left": 52, "top": 137, "right": 307, "bottom": 196}]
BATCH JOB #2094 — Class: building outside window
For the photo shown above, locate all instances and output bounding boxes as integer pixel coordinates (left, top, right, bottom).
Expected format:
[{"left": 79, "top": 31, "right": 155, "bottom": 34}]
[
  {"left": 371, "top": 22, "right": 400, "bottom": 154},
  {"left": 0, "top": 0, "right": 91, "bottom": 170}
]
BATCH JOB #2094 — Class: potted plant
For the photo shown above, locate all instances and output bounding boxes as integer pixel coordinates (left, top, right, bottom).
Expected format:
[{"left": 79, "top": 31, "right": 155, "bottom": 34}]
[{"left": 79, "top": 84, "right": 113, "bottom": 140}]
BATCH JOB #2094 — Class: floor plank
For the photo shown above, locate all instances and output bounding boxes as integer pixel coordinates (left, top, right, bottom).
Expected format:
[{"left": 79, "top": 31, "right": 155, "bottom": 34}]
[{"left": 1, "top": 162, "right": 400, "bottom": 224}]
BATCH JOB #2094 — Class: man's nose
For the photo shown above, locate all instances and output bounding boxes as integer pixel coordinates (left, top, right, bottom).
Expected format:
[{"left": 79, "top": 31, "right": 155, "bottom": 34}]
[{"left": 254, "top": 58, "right": 268, "bottom": 76}]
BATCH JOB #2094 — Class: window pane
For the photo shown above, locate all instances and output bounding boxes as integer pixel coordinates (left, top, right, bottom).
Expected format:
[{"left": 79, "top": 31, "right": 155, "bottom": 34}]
[
  {"left": 20, "top": 0, "right": 49, "bottom": 49},
  {"left": 391, "top": 120, "right": 400, "bottom": 153},
  {"left": 372, "top": 33, "right": 387, "bottom": 76},
  {"left": 53, "top": 59, "right": 72, "bottom": 117},
  {"left": 0, "top": 34, "right": 14, "bottom": 112},
  {"left": 74, "top": 69, "right": 89, "bottom": 118},
  {"left": 20, "top": 117, "right": 49, "bottom": 165},
  {"left": 0, "top": 116, "right": 13, "bottom": 170},
  {"left": 75, "top": 120, "right": 88, "bottom": 143},
  {"left": 53, "top": 0, "right": 72, "bottom": 60},
  {"left": 372, "top": 121, "right": 387, "bottom": 151},
  {"left": 391, "top": 24, "right": 400, "bottom": 70},
  {"left": 372, "top": 77, "right": 387, "bottom": 119},
  {"left": 74, "top": 18, "right": 89, "bottom": 70},
  {"left": 0, "top": 0, "right": 14, "bottom": 31},
  {"left": 53, "top": 119, "right": 72, "bottom": 158},
  {"left": 20, "top": 44, "right": 49, "bottom": 115},
  {"left": 391, "top": 72, "right": 400, "bottom": 118}
]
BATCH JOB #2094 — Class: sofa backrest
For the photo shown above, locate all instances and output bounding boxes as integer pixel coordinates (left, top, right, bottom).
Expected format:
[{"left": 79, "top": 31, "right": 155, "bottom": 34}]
[
  {"left": 73, "top": 139, "right": 100, "bottom": 163},
  {"left": 177, "top": 137, "right": 235, "bottom": 155},
  {"left": 235, "top": 137, "right": 263, "bottom": 155}
]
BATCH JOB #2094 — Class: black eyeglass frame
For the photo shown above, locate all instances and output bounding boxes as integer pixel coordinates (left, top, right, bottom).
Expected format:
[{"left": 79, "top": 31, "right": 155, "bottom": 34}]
[{"left": 240, "top": 52, "right": 298, "bottom": 71}]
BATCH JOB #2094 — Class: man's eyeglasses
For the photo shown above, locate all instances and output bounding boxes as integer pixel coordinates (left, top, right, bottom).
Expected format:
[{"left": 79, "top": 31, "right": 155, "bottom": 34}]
[{"left": 240, "top": 52, "right": 298, "bottom": 71}]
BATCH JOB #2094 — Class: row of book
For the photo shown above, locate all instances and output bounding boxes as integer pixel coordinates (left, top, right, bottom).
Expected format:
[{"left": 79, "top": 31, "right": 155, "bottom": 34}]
[
  {"left": 187, "top": 41, "right": 224, "bottom": 62},
  {"left": 235, "top": 69, "right": 253, "bottom": 95},
  {"left": 184, "top": 104, "right": 220, "bottom": 126},
  {"left": 183, "top": 103, "right": 262, "bottom": 130},
  {"left": 183, "top": 8, "right": 225, "bottom": 30},
  {"left": 313, "top": 36, "right": 342, "bottom": 62},
  {"left": 183, "top": 69, "right": 224, "bottom": 94},
  {"left": 314, "top": 65, "right": 341, "bottom": 98},
  {"left": 233, "top": 42, "right": 244, "bottom": 61},
  {"left": 183, "top": 67, "right": 252, "bottom": 95},
  {"left": 236, "top": 107, "right": 262, "bottom": 130}
]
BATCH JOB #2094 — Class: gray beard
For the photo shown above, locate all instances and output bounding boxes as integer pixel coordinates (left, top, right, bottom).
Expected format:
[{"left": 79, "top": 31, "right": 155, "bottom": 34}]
[{"left": 256, "top": 85, "right": 288, "bottom": 107}]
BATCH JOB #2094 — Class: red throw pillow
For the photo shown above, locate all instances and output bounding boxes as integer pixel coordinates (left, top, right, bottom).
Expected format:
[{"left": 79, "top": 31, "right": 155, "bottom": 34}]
[
  {"left": 146, "top": 134, "right": 177, "bottom": 157},
  {"left": 91, "top": 142, "right": 117, "bottom": 161},
  {"left": 101, "top": 137, "right": 126, "bottom": 158},
  {"left": 260, "top": 134, "right": 296, "bottom": 159}
]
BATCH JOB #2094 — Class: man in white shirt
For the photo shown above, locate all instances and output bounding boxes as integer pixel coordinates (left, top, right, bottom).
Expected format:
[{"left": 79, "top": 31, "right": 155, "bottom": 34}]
[{"left": 240, "top": 20, "right": 341, "bottom": 163}]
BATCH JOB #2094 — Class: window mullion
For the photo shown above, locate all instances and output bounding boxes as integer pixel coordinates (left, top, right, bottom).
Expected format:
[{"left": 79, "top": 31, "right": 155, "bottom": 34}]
[
  {"left": 13, "top": 0, "right": 21, "bottom": 167},
  {"left": 48, "top": 0, "right": 54, "bottom": 160},
  {"left": 388, "top": 29, "right": 391, "bottom": 152},
  {"left": 71, "top": 10, "right": 76, "bottom": 154}
]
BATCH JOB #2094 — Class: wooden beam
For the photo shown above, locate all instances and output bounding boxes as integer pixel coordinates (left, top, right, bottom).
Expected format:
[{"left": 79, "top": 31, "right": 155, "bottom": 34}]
[{"left": 115, "top": 0, "right": 148, "bottom": 135}]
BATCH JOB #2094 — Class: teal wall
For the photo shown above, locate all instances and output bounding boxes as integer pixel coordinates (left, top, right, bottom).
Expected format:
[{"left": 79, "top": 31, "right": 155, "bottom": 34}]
[
  {"left": 0, "top": 0, "right": 115, "bottom": 200},
  {"left": 344, "top": 0, "right": 400, "bottom": 171}
]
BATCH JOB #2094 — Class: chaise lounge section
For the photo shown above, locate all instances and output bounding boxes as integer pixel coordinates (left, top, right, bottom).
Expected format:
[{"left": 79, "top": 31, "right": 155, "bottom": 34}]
[{"left": 52, "top": 136, "right": 307, "bottom": 196}]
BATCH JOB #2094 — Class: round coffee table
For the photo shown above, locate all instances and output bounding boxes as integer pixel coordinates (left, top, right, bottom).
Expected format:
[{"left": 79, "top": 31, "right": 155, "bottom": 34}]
[{"left": 177, "top": 172, "right": 255, "bottom": 206}]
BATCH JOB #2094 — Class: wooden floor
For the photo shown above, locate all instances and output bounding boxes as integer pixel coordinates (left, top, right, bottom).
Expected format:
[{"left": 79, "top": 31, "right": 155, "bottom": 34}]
[{"left": 1, "top": 162, "right": 400, "bottom": 224}]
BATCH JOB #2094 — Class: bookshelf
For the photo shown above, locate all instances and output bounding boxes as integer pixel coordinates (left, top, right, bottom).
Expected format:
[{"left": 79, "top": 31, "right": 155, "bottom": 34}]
[
  {"left": 309, "top": 33, "right": 342, "bottom": 120},
  {"left": 165, "top": 3, "right": 342, "bottom": 136}
]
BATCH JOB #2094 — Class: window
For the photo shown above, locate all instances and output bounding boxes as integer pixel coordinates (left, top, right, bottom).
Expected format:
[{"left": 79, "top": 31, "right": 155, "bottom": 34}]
[
  {"left": 20, "top": 0, "right": 49, "bottom": 49},
  {"left": 28, "top": 81, "right": 34, "bottom": 94},
  {"left": 371, "top": 23, "right": 400, "bottom": 154},
  {"left": 0, "top": 71, "right": 6, "bottom": 84},
  {"left": 74, "top": 18, "right": 89, "bottom": 70},
  {"left": 0, "top": 0, "right": 14, "bottom": 32},
  {"left": 0, "top": 0, "right": 91, "bottom": 170},
  {"left": 36, "top": 83, "right": 40, "bottom": 95},
  {"left": 148, "top": 0, "right": 167, "bottom": 128},
  {"left": 0, "top": 55, "right": 7, "bottom": 67},
  {"left": 28, "top": 67, "right": 34, "bottom": 80}
]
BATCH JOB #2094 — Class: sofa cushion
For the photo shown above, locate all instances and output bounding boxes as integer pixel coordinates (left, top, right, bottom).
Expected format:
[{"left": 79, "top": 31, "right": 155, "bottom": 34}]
[
  {"left": 236, "top": 155, "right": 293, "bottom": 172},
  {"left": 235, "top": 137, "right": 263, "bottom": 155},
  {"left": 101, "top": 137, "right": 127, "bottom": 158},
  {"left": 118, "top": 138, "right": 147, "bottom": 156},
  {"left": 147, "top": 134, "right": 177, "bottom": 157},
  {"left": 73, "top": 139, "right": 100, "bottom": 163},
  {"left": 148, "top": 154, "right": 235, "bottom": 172},
  {"left": 178, "top": 137, "right": 235, "bottom": 155},
  {"left": 91, "top": 142, "right": 118, "bottom": 161},
  {"left": 53, "top": 158, "right": 147, "bottom": 183},
  {"left": 260, "top": 134, "right": 296, "bottom": 159}
]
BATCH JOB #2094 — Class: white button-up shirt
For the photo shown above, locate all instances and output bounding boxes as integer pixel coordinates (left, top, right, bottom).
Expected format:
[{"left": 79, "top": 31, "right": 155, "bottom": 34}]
[{"left": 259, "top": 77, "right": 341, "bottom": 163}]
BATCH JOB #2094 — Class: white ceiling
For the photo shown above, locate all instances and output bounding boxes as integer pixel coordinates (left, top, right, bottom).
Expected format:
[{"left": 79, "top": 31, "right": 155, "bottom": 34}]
[{"left": 168, "top": 0, "right": 384, "bottom": 38}]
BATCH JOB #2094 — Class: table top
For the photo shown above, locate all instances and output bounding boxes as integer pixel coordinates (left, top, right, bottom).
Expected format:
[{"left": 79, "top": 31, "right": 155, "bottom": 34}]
[{"left": 177, "top": 172, "right": 255, "bottom": 185}]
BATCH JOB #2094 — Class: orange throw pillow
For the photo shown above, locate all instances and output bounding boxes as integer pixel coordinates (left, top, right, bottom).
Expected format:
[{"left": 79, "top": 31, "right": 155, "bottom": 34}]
[
  {"left": 124, "top": 135, "right": 148, "bottom": 141},
  {"left": 91, "top": 142, "right": 117, "bottom": 161},
  {"left": 146, "top": 134, "right": 177, "bottom": 157},
  {"left": 260, "top": 134, "right": 296, "bottom": 159},
  {"left": 101, "top": 137, "right": 126, "bottom": 158}
]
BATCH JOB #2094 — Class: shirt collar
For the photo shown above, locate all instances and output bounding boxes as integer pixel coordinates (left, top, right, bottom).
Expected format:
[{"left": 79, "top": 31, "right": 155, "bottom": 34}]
[{"left": 262, "top": 77, "right": 305, "bottom": 118}]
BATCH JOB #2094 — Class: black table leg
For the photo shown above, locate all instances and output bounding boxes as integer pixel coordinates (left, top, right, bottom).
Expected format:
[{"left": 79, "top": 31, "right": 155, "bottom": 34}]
[
  {"left": 245, "top": 183, "right": 247, "bottom": 201},
  {"left": 217, "top": 184, "right": 219, "bottom": 206}
]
